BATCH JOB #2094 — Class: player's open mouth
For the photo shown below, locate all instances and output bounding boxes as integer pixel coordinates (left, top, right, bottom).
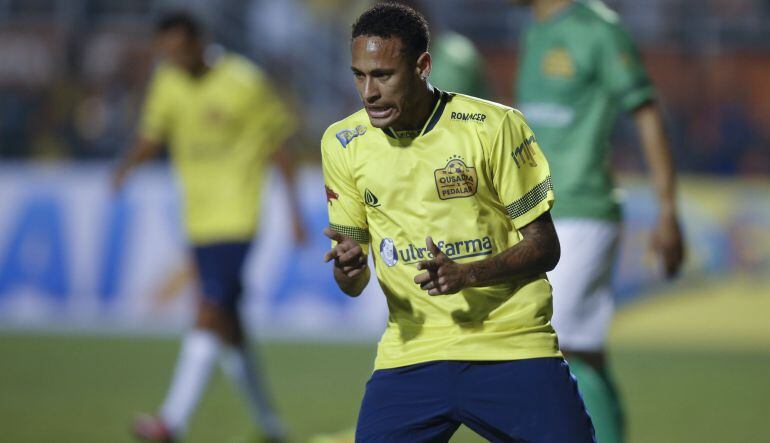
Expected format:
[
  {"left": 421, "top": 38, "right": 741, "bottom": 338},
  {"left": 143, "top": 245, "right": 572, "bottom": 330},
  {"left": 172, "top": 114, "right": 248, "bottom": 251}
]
[{"left": 366, "top": 106, "right": 395, "bottom": 119}]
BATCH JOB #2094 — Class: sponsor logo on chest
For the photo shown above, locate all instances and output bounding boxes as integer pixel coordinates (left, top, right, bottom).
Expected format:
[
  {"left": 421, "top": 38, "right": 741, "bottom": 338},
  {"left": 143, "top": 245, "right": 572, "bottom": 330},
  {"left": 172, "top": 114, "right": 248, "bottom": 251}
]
[{"left": 379, "top": 236, "right": 494, "bottom": 266}]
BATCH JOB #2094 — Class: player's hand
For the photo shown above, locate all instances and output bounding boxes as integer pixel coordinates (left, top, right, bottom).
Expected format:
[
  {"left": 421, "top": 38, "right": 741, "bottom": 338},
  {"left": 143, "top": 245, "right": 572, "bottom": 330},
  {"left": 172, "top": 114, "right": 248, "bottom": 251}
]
[
  {"left": 323, "top": 228, "right": 367, "bottom": 278},
  {"left": 650, "top": 212, "right": 684, "bottom": 278},
  {"left": 414, "top": 236, "right": 469, "bottom": 295},
  {"left": 111, "top": 165, "right": 129, "bottom": 193}
]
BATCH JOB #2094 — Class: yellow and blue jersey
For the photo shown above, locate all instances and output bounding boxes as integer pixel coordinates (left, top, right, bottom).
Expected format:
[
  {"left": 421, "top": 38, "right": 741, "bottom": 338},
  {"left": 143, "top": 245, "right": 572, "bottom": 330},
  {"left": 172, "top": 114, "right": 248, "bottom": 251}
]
[
  {"left": 322, "top": 91, "right": 561, "bottom": 370},
  {"left": 140, "top": 53, "right": 295, "bottom": 244}
]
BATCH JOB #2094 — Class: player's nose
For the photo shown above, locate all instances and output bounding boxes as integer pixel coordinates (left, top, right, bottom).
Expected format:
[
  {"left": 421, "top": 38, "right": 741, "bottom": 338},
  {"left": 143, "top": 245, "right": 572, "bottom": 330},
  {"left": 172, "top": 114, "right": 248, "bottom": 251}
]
[{"left": 363, "top": 78, "right": 380, "bottom": 103}]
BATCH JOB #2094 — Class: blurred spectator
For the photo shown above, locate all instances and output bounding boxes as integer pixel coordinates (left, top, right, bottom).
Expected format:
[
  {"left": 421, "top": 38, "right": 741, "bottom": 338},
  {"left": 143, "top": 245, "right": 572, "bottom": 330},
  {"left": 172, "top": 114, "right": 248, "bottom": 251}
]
[{"left": 0, "top": 0, "right": 766, "bottom": 173}]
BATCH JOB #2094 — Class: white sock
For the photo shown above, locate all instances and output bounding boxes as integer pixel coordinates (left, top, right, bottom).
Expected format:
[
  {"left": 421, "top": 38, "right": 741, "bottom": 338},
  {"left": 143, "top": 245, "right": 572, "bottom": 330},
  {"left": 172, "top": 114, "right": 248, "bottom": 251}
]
[
  {"left": 221, "top": 344, "right": 285, "bottom": 438},
  {"left": 159, "top": 329, "right": 220, "bottom": 434}
]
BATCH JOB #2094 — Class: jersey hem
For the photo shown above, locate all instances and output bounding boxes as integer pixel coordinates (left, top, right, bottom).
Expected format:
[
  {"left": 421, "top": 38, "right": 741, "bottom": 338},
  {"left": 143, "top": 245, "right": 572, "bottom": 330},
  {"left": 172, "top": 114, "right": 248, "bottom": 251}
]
[{"left": 373, "top": 349, "right": 563, "bottom": 371}]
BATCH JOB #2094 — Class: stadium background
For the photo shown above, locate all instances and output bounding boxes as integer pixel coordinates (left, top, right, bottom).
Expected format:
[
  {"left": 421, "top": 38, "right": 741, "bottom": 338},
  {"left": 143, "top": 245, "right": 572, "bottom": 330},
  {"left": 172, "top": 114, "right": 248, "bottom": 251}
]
[{"left": 0, "top": 0, "right": 768, "bottom": 442}]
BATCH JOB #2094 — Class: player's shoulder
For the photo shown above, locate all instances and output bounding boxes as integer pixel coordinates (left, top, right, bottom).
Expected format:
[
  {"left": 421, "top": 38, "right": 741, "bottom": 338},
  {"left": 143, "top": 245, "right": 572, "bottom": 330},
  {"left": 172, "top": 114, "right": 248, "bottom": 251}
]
[
  {"left": 218, "top": 53, "right": 270, "bottom": 89},
  {"left": 445, "top": 93, "right": 523, "bottom": 129},
  {"left": 144, "top": 63, "right": 188, "bottom": 102},
  {"left": 571, "top": 0, "right": 626, "bottom": 34},
  {"left": 321, "top": 109, "right": 371, "bottom": 152},
  {"left": 433, "top": 31, "right": 480, "bottom": 59},
  {"left": 446, "top": 93, "right": 511, "bottom": 119},
  {"left": 149, "top": 62, "right": 184, "bottom": 85}
]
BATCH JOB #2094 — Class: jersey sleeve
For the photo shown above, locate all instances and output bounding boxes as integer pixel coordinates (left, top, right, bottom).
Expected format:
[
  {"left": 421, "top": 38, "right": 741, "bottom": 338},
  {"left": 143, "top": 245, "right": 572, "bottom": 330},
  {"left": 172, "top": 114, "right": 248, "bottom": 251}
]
[
  {"left": 489, "top": 110, "right": 554, "bottom": 230},
  {"left": 251, "top": 78, "right": 297, "bottom": 152},
  {"left": 321, "top": 129, "right": 370, "bottom": 253},
  {"left": 597, "top": 22, "right": 655, "bottom": 111},
  {"left": 138, "top": 68, "right": 173, "bottom": 143}
]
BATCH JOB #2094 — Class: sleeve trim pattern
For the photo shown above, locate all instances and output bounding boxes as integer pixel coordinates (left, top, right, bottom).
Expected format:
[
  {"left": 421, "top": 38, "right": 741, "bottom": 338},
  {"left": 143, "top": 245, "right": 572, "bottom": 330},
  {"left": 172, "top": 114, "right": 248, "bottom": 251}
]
[
  {"left": 505, "top": 176, "right": 553, "bottom": 220},
  {"left": 329, "top": 223, "right": 370, "bottom": 244}
]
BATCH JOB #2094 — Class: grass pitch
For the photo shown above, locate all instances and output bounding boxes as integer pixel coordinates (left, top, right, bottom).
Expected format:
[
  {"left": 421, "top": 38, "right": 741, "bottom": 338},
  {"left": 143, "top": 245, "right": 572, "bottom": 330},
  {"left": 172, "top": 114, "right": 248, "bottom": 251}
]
[{"left": 1, "top": 275, "right": 769, "bottom": 442}]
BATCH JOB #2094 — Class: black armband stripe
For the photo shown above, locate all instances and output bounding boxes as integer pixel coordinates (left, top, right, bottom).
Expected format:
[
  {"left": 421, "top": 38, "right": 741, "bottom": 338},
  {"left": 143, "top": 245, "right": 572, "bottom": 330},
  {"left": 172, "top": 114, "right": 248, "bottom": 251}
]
[
  {"left": 329, "top": 223, "right": 370, "bottom": 244},
  {"left": 505, "top": 176, "right": 553, "bottom": 220}
]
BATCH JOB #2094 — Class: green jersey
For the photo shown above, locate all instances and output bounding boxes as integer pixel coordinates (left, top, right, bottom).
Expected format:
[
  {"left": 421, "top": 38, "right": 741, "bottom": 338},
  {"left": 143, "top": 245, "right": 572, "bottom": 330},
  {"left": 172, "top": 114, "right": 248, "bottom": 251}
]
[
  {"left": 516, "top": 0, "right": 654, "bottom": 221},
  {"left": 430, "top": 31, "right": 489, "bottom": 99}
]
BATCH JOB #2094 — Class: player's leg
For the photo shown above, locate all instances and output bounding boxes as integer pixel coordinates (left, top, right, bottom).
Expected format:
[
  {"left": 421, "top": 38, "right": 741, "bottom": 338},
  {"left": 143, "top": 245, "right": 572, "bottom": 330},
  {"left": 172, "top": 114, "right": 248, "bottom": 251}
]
[
  {"left": 219, "top": 309, "right": 285, "bottom": 440},
  {"left": 549, "top": 219, "right": 623, "bottom": 443},
  {"left": 149, "top": 300, "right": 221, "bottom": 439},
  {"left": 458, "top": 358, "right": 595, "bottom": 443},
  {"left": 565, "top": 351, "right": 624, "bottom": 443},
  {"left": 137, "top": 244, "right": 233, "bottom": 440},
  {"left": 211, "top": 242, "right": 286, "bottom": 441},
  {"left": 356, "top": 362, "right": 461, "bottom": 442}
]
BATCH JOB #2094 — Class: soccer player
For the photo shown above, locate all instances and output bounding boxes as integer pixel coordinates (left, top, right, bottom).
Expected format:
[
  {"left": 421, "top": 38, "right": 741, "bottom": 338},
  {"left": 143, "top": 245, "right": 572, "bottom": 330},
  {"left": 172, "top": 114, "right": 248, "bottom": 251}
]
[
  {"left": 321, "top": 3, "right": 595, "bottom": 441},
  {"left": 512, "top": 1, "right": 685, "bottom": 442},
  {"left": 113, "top": 12, "right": 303, "bottom": 443},
  {"left": 310, "top": 3, "right": 489, "bottom": 443}
]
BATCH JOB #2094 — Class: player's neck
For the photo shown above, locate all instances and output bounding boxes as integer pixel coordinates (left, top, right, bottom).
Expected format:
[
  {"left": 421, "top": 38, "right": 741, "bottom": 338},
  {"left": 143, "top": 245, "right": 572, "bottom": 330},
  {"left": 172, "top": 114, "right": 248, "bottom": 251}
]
[
  {"left": 188, "top": 60, "right": 209, "bottom": 78},
  {"left": 392, "top": 84, "right": 438, "bottom": 133},
  {"left": 532, "top": 0, "right": 573, "bottom": 21},
  {"left": 185, "top": 53, "right": 211, "bottom": 78}
]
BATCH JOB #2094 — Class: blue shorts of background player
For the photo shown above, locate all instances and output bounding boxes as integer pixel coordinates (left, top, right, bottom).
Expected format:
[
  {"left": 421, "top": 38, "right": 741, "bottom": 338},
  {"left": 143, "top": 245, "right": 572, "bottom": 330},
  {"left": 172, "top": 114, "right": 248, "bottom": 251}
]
[
  {"left": 192, "top": 241, "right": 252, "bottom": 309},
  {"left": 356, "top": 357, "right": 596, "bottom": 443}
]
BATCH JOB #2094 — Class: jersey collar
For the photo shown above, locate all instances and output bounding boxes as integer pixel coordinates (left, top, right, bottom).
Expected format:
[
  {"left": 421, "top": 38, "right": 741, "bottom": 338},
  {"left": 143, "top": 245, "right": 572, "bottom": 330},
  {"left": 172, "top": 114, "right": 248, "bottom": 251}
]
[{"left": 384, "top": 89, "right": 449, "bottom": 140}]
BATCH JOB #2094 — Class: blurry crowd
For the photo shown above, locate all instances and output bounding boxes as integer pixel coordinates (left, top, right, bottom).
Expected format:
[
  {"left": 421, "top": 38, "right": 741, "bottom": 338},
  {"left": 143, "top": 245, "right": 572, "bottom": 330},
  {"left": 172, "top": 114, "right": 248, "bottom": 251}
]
[{"left": 0, "top": 0, "right": 768, "bottom": 175}]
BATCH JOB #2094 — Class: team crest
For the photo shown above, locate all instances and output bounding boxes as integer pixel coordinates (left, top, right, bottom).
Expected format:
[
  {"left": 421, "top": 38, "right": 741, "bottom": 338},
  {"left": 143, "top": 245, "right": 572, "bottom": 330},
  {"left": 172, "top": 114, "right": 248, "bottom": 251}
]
[
  {"left": 434, "top": 155, "right": 477, "bottom": 200},
  {"left": 335, "top": 125, "right": 367, "bottom": 148},
  {"left": 542, "top": 47, "right": 575, "bottom": 78}
]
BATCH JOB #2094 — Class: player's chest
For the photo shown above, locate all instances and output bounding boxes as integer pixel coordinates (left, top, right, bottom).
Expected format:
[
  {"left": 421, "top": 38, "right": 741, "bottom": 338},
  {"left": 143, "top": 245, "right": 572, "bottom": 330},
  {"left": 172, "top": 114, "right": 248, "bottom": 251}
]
[
  {"left": 519, "top": 38, "right": 595, "bottom": 101},
  {"left": 349, "top": 131, "right": 490, "bottom": 207},
  {"left": 173, "top": 81, "right": 251, "bottom": 131}
]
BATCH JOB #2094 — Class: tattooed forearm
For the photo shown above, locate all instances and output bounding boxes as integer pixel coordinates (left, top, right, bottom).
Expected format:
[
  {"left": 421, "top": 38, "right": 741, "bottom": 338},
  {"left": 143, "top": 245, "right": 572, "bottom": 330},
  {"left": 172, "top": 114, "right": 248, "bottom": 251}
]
[{"left": 465, "top": 212, "right": 560, "bottom": 287}]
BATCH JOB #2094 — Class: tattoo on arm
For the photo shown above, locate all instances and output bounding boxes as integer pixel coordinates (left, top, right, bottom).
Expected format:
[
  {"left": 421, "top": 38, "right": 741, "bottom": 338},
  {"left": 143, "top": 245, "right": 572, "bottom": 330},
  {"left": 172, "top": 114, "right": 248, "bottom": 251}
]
[{"left": 466, "top": 212, "right": 560, "bottom": 287}]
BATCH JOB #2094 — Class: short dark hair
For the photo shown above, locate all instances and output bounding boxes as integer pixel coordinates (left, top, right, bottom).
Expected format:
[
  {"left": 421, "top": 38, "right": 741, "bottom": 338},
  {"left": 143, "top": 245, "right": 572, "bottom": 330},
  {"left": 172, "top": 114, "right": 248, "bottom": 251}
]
[
  {"left": 351, "top": 2, "right": 430, "bottom": 61},
  {"left": 155, "top": 11, "right": 203, "bottom": 39}
]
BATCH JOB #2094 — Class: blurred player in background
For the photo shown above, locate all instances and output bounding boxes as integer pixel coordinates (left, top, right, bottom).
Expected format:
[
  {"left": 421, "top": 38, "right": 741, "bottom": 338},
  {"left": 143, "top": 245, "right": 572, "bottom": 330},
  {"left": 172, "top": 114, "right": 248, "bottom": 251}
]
[
  {"left": 399, "top": 0, "right": 489, "bottom": 99},
  {"left": 112, "top": 11, "right": 304, "bottom": 443},
  {"left": 512, "top": 1, "right": 685, "bottom": 441},
  {"left": 321, "top": 3, "right": 595, "bottom": 441}
]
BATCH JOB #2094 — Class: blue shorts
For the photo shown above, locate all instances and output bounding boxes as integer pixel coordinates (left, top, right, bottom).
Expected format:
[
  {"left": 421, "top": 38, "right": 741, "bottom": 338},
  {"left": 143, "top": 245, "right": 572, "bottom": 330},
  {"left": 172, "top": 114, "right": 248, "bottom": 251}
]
[
  {"left": 356, "top": 358, "right": 595, "bottom": 443},
  {"left": 192, "top": 241, "right": 252, "bottom": 309}
]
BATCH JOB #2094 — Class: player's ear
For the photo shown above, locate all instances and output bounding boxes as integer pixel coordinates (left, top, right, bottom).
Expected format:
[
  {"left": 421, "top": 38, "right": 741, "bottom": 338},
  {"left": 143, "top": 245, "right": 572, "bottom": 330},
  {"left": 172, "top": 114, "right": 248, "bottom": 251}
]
[{"left": 416, "top": 51, "right": 431, "bottom": 81}]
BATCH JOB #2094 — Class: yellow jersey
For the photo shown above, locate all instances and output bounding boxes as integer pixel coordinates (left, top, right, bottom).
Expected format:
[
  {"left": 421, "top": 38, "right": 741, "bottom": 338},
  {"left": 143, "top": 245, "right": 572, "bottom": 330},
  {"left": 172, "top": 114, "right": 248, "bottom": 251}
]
[
  {"left": 322, "top": 91, "right": 561, "bottom": 370},
  {"left": 140, "top": 53, "right": 295, "bottom": 244}
]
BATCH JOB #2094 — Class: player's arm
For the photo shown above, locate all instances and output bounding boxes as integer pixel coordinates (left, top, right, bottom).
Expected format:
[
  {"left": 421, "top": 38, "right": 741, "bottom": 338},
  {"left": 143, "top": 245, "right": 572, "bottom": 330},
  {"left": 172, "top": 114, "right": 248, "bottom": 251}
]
[
  {"left": 633, "top": 102, "right": 684, "bottom": 277},
  {"left": 320, "top": 127, "right": 371, "bottom": 297},
  {"left": 323, "top": 228, "right": 370, "bottom": 297},
  {"left": 467, "top": 211, "right": 559, "bottom": 284},
  {"left": 112, "top": 136, "right": 164, "bottom": 191},
  {"left": 113, "top": 68, "right": 169, "bottom": 191},
  {"left": 414, "top": 212, "right": 559, "bottom": 295},
  {"left": 271, "top": 142, "right": 307, "bottom": 244},
  {"left": 597, "top": 20, "right": 684, "bottom": 278},
  {"left": 255, "top": 78, "right": 307, "bottom": 245}
]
